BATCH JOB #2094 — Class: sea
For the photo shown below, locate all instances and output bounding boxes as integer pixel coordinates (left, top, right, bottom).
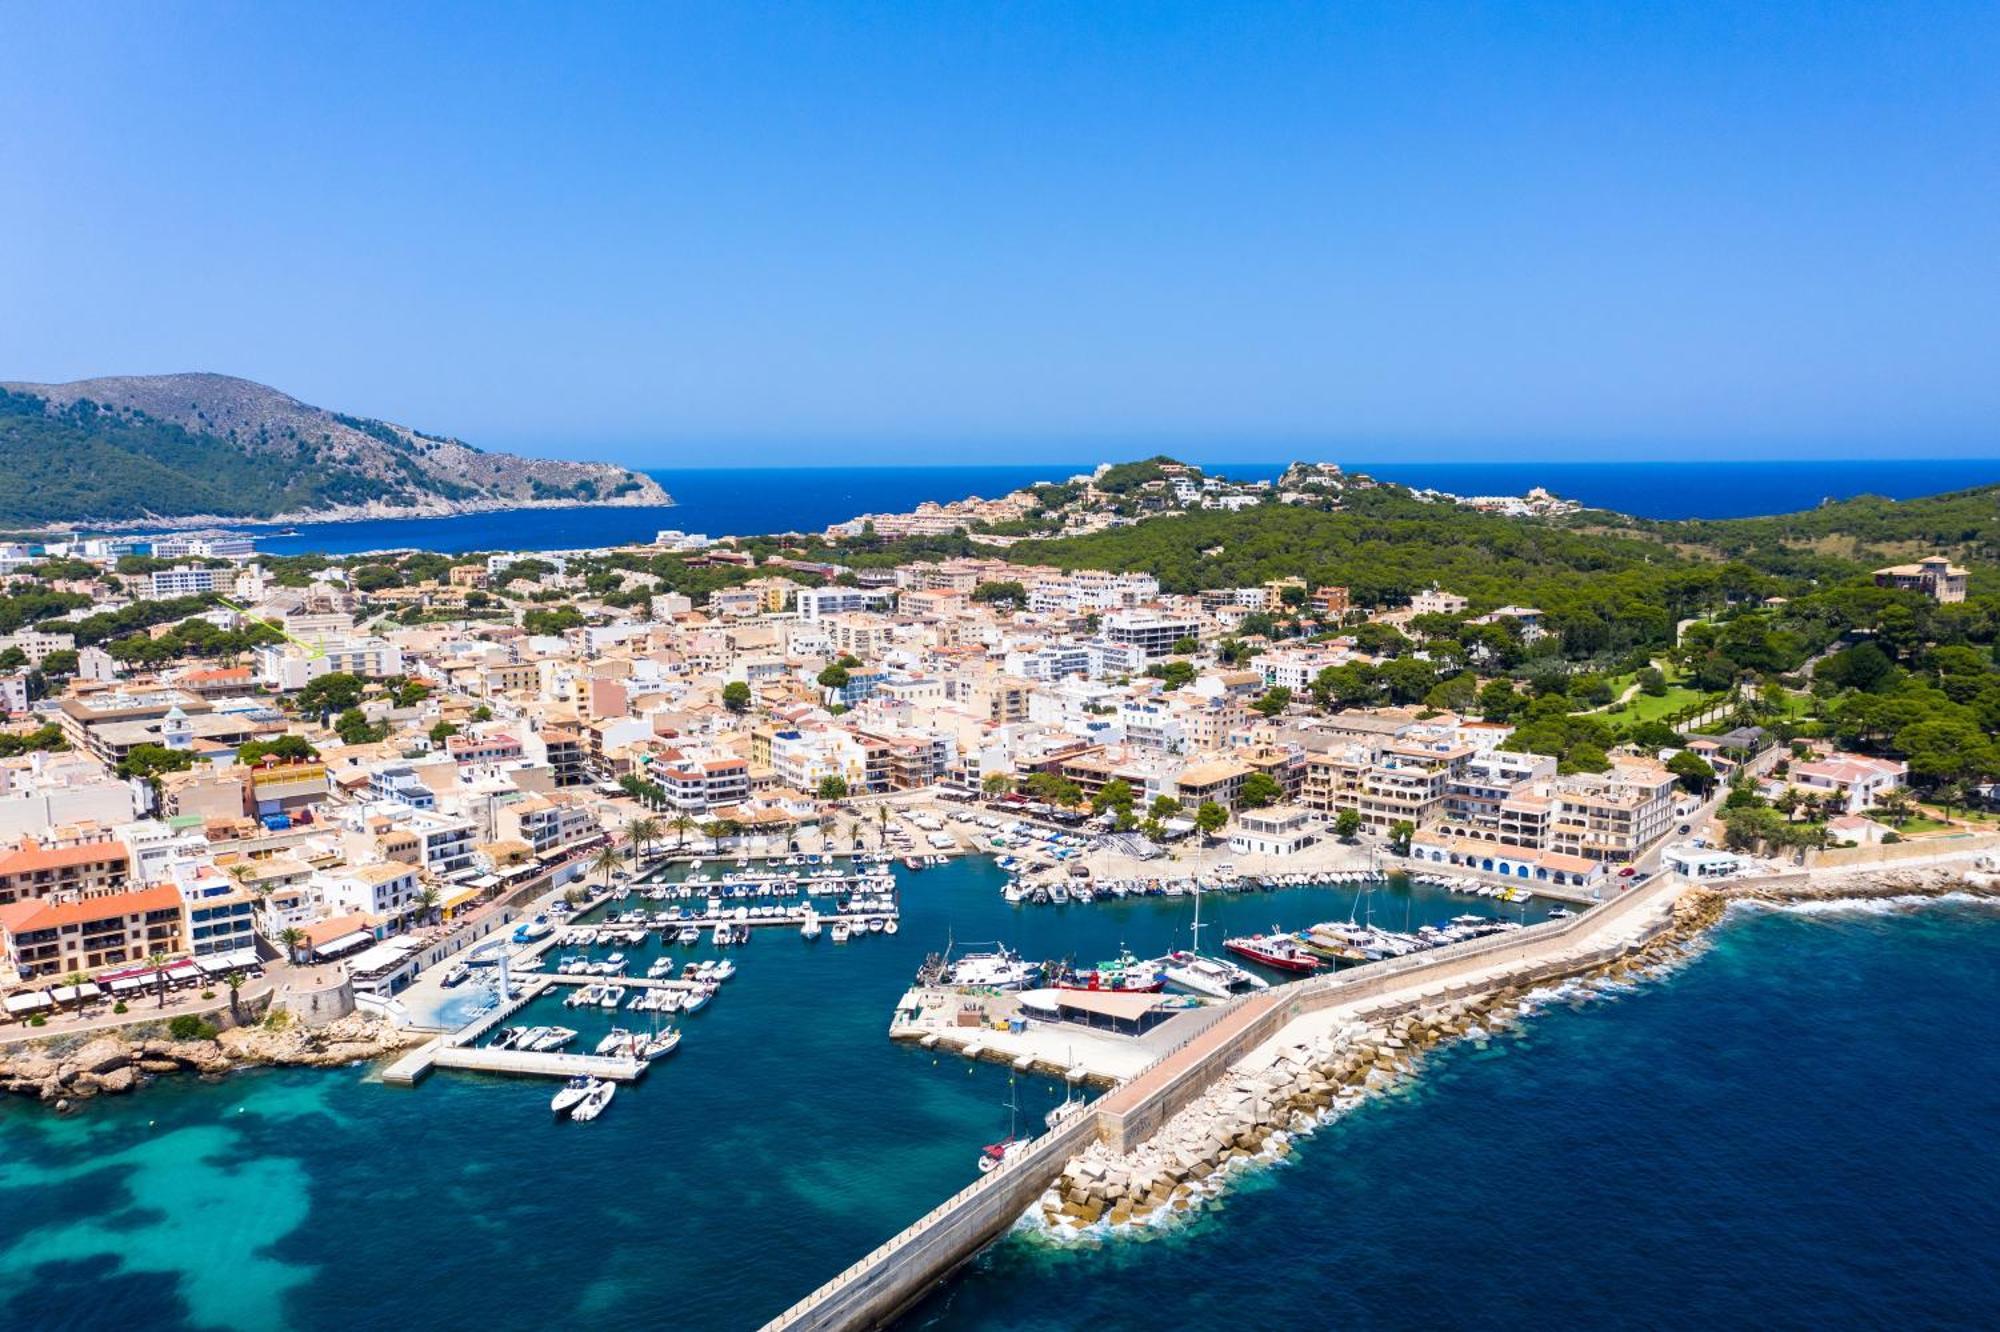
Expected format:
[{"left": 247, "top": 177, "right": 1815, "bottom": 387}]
[
  {"left": 240, "top": 459, "right": 2000, "bottom": 556},
  {"left": 1, "top": 861, "right": 1994, "bottom": 1331}
]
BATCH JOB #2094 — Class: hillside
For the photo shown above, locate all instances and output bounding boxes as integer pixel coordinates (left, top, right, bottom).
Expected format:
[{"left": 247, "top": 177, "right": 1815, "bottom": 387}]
[{"left": 0, "top": 373, "right": 670, "bottom": 526}]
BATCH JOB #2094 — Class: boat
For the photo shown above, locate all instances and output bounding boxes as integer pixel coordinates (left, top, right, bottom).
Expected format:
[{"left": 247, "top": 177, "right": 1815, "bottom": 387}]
[
  {"left": 1160, "top": 949, "right": 1268, "bottom": 997},
  {"left": 512, "top": 915, "right": 554, "bottom": 943},
  {"left": 903, "top": 857, "right": 925, "bottom": 871},
  {"left": 599, "top": 985, "right": 627, "bottom": 1009},
  {"left": 1053, "top": 946, "right": 1166, "bottom": 993},
  {"left": 830, "top": 921, "right": 851, "bottom": 943},
  {"left": 550, "top": 1076, "right": 594, "bottom": 1116},
  {"left": 677, "top": 926, "right": 702, "bottom": 945},
  {"left": 942, "top": 945, "right": 1043, "bottom": 991},
  {"left": 867, "top": 918, "right": 885, "bottom": 934},
  {"left": 639, "top": 1029, "right": 681, "bottom": 1061},
  {"left": 884, "top": 919, "right": 899, "bottom": 935},
  {"left": 441, "top": 961, "right": 470, "bottom": 987},
  {"left": 568, "top": 1079, "right": 616, "bottom": 1122},
  {"left": 1223, "top": 932, "right": 1322, "bottom": 974},
  {"left": 710, "top": 960, "right": 736, "bottom": 982},
  {"left": 978, "top": 1077, "right": 1028, "bottom": 1173},
  {"left": 596, "top": 1027, "right": 636, "bottom": 1056},
  {"left": 680, "top": 988, "right": 710, "bottom": 1013},
  {"left": 800, "top": 906, "right": 822, "bottom": 940}
]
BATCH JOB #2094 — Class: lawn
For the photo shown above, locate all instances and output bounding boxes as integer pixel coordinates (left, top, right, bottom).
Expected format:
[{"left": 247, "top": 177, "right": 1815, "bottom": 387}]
[{"left": 1600, "top": 684, "right": 1709, "bottom": 726}]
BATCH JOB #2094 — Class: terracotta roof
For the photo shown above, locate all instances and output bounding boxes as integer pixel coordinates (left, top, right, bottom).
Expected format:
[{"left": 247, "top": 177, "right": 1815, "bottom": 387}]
[
  {"left": 0, "top": 840, "right": 129, "bottom": 877},
  {"left": 0, "top": 882, "right": 181, "bottom": 934}
]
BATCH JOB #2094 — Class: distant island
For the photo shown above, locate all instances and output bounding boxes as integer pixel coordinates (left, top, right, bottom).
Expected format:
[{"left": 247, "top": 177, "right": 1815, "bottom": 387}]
[{"left": 0, "top": 372, "right": 671, "bottom": 528}]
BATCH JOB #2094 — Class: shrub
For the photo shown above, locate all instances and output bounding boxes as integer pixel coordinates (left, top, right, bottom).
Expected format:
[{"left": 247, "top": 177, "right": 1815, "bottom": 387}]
[
  {"left": 168, "top": 1015, "right": 219, "bottom": 1041},
  {"left": 113, "top": 1001, "right": 128, "bottom": 1014}
]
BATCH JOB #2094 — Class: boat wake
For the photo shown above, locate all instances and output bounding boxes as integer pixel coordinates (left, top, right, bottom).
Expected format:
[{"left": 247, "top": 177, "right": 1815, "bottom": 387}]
[{"left": 1724, "top": 889, "right": 2000, "bottom": 919}]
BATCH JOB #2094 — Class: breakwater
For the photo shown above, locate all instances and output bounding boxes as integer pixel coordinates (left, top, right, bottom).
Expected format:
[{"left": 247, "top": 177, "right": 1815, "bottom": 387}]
[{"left": 765, "top": 858, "right": 2000, "bottom": 1331}]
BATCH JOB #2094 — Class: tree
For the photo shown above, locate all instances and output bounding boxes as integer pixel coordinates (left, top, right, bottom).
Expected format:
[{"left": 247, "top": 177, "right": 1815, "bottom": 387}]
[
  {"left": 877, "top": 803, "right": 892, "bottom": 848},
  {"left": 295, "top": 672, "right": 367, "bottom": 715},
  {"left": 279, "top": 927, "right": 307, "bottom": 965},
  {"left": 414, "top": 886, "right": 441, "bottom": 926},
  {"left": 334, "top": 707, "right": 385, "bottom": 745},
  {"left": 117, "top": 743, "right": 194, "bottom": 783},
  {"left": 1387, "top": 819, "right": 1416, "bottom": 857},
  {"left": 1251, "top": 687, "right": 1292, "bottom": 718},
  {"left": 1637, "top": 666, "right": 1669, "bottom": 696},
  {"left": 1238, "top": 772, "right": 1282, "bottom": 809},
  {"left": 817, "top": 663, "right": 851, "bottom": 690},
  {"left": 626, "top": 816, "right": 661, "bottom": 862},
  {"left": 1667, "top": 750, "right": 1717, "bottom": 795},
  {"left": 63, "top": 969, "right": 87, "bottom": 1014},
  {"left": 1874, "top": 786, "right": 1917, "bottom": 827},
  {"left": 817, "top": 775, "right": 850, "bottom": 800},
  {"left": 1170, "top": 636, "right": 1200, "bottom": 655},
  {"left": 429, "top": 721, "right": 460, "bottom": 746},
  {"left": 1333, "top": 808, "right": 1362, "bottom": 841},
  {"left": 668, "top": 814, "right": 698, "bottom": 850},
  {"left": 1149, "top": 794, "right": 1180, "bottom": 820},
  {"left": 591, "top": 845, "right": 623, "bottom": 889},
  {"left": 981, "top": 771, "right": 1013, "bottom": 799},
  {"left": 1141, "top": 816, "right": 1167, "bottom": 842},
  {"left": 1092, "top": 778, "right": 1136, "bottom": 817},
  {"left": 150, "top": 950, "right": 169, "bottom": 1009},
  {"left": 1194, "top": 801, "right": 1229, "bottom": 841},
  {"left": 237, "top": 734, "right": 318, "bottom": 765},
  {"left": 970, "top": 580, "right": 1028, "bottom": 607},
  {"left": 722, "top": 681, "right": 752, "bottom": 713}
]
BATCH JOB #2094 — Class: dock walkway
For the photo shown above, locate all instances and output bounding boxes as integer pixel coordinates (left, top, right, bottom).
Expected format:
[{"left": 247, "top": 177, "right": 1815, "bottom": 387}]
[{"left": 429, "top": 1046, "right": 648, "bottom": 1081}]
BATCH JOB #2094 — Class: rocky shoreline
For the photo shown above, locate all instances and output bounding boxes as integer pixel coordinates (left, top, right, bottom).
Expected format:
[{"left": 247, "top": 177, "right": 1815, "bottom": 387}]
[
  {"left": 0, "top": 1014, "right": 425, "bottom": 1109},
  {"left": 1034, "top": 867, "right": 1995, "bottom": 1239}
]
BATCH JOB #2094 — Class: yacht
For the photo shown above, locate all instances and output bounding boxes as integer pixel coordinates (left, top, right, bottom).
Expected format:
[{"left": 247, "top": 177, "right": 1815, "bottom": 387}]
[
  {"left": 640, "top": 1029, "right": 681, "bottom": 1061},
  {"left": 441, "top": 961, "right": 470, "bottom": 987},
  {"left": 1160, "top": 950, "right": 1269, "bottom": 998},
  {"left": 943, "top": 945, "right": 1043, "bottom": 991},
  {"left": 596, "top": 1028, "right": 636, "bottom": 1056}
]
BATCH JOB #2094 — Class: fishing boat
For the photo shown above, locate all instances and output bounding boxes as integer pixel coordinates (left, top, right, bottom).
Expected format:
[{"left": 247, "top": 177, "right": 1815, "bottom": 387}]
[
  {"left": 550, "top": 1076, "right": 594, "bottom": 1117},
  {"left": 1053, "top": 946, "right": 1165, "bottom": 994},
  {"left": 1223, "top": 932, "right": 1322, "bottom": 974},
  {"left": 568, "top": 1079, "right": 616, "bottom": 1122}
]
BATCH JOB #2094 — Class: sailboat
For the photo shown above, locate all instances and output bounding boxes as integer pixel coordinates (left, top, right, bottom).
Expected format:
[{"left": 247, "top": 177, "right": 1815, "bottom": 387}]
[
  {"left": 977, "top": 1076, "right": 1030, "bottom": 1173},
  {"left": 1159, "top": 877, "right": 1268, "bottom": 996}
]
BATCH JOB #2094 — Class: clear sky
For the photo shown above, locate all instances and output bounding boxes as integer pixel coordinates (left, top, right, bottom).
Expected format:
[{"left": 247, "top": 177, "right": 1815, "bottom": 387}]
[{"left": 3, "top": 2, "right": 1997, "bottom": 466}]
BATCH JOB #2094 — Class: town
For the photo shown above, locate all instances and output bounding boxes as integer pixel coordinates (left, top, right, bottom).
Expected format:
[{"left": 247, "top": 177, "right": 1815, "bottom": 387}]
[{"left": 0, "top": 461, "right": 1972, "bottom": 1051}]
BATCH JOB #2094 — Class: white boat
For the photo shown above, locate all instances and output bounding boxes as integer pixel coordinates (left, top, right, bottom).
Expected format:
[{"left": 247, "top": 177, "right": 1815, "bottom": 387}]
[
  {"left": 599, "top": 986, "right": 627, "bottom": 1010},
  {"left": 800, "top": 907, "right": 822, "bottom": 941},
  {"left": 596, "top": 1027, "right": 635, "bottom": 1056},
  {"left": 830, "top": 921, "right": 851, "bottom": 943},
  {"left": 680, "top": 988, "right": 710, "bottom": 1014},
  {"left": 884, "top": 919, "right": 899, "bottom": 935},
  {"left": 677, "top": 926, "right": 702, "bottom": 945},
  {"left": 1161, "top": 950, "right": 1267, "bottom": 998},
  {"left": 944, "top": 946, "right": 1042, "bottom": 991},
  {"left": 640, "top": 1030, "right": 681, "bottom": 1061},
  {"left": 530, "top": 1026, "right": 578, "bottom": 1052},
  {"left": 710, "top": 960, "right": 736, "bottom": 982},
  {"left": 550, "top": 1076, "right": 594, "bottom": 1117},
  {"left": 568, "top": 1079, "right": 616, "bottom": 1122},
  {"left": 867, "top": 918, "right": 885, "bottom": 934}
]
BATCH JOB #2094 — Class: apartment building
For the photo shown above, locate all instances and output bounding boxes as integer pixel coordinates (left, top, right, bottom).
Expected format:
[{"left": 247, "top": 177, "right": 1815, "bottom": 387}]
[
  {"left": 0, "top": 883, "right": 186, "bottom": 977},
  {"left": 1102, "top": 611, "right": 1202, "bottom": 659},
  {"left": 317, "top": 863, "right": 423, "bottom": 929},
  {"left": 0, "top": 837, "right": 132, "bottom": 907},
  {"left": 652, "top": 755, "right": 753, "bottom": 814},
  {"left": 495, "top": 793, "right": 599, "bottom": 855},
  {"left": 150, "top": 565, "right": 219, "bottom": 598},
  {"left": 796, "top": 587, "right": 895, "bottom": 620}
]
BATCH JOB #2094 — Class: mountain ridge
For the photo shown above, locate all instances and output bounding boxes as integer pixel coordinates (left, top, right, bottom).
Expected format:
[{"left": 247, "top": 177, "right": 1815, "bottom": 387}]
[{"left": 0, "top": 372, "right": 670, "bottom": 528}]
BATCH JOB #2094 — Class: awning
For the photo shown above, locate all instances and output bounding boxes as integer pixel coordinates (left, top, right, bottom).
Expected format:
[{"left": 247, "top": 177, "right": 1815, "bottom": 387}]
[
  {"left": 108, "top": 974, "right": 155, "bottom": 994},
  {"left": 197, "top": 948, "right": 262, "bottom": 973},
  {"left": 49, "top": 983, "right": 103, "bottom": 1003},
  {"left": 313, "top": 930, "right": 375, "bottom": 959},
  {"left": 4, "top": 991, "right": 52, "bottom": 1014}
]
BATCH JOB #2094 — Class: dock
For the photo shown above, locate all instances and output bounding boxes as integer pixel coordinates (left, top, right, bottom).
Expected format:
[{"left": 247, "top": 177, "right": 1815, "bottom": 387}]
[{"left": 429, "top": 1046, "right": 649, "bottom": 1081}]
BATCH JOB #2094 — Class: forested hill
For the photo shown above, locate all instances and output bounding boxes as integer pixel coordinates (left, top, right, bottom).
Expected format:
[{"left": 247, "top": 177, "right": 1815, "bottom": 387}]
[
  {"left": 0, "top": 373, "right": 669, "bottom": 526},
  {"left": 1619, "top": 482, "right": 2000, "bottom": 570}
]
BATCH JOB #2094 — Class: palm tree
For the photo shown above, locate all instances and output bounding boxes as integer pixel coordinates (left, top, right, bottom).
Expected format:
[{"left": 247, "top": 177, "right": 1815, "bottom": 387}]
[
  {"left": 222, "top": 969, "right": 245, "bottom": 1023},
  {"left": 668, "top": 814, "right": 697, "bottom": 852},
  {"left": 415, "top": 885, "right": 442, "bottom": 927},
  {"left": 279, "top": 927, "right": 307, "bottom": 966},
  {"left": 149, "top": 950, "right": 168, "bottom": 1009},
  {"left": 876, "top": 803, "right": 891, "bottom": 850},
  {"left": 846, "top": 818, "right": 863, "bottom": 856},
  {"left": 591, "top": 844, "right": 623, "bottom": 890},
  {"left": 628, "top": 816, "right": 661, "bottom": 863},
  {"left": 63, "top": 969, "right": 86, "bottom": 1014}
]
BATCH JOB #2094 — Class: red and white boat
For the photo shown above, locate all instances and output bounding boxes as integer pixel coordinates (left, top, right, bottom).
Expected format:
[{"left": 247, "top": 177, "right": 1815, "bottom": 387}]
[{"left": 1223, "top": 931, "right": 1322, "bottom": 975}]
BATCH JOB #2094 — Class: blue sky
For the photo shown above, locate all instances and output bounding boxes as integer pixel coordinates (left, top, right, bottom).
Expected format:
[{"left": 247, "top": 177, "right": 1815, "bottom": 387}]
[{"left": 3, "top": 2, "right": 1997, "bottom": 466}]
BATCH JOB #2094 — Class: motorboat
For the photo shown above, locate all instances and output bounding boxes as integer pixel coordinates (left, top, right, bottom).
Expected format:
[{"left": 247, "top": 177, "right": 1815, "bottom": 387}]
[
  {"left": 596, "top": 1028, "right": 636, "bottom": 1056},
  {"left": 441, "top": 962, "right": 470, "bottom": 987},
  {"left": 1160, "top": 950, "right": 1269, "bottom": 998},
  {"left": 599, "top": 985, "right": 627, "bottom": 1009},
  {"left": 551, "top": 1076, "right": 594, "bottom": 1117},
  {"left": 568, "top": 1079, "right": 616, "bottom": 1122},
  {"left": 1223, "top": 932, "right": 1322, "bottom": 975},
  {"left": 677, "top": 926, "right": 702, "bottom": 945},
  {"left": 830, "top": 921, "right": 851, "bottom": 943},
  {"left": 943, "top": 945, "right": 1043, "bottom": 991},
  {"left": 512, "top": 915, "right": 554, "bottom": 943},
  {"left": 710, "top": 960, "right": 736, "bottom": 982},
  {"left": 800, "top": 907, "right": 822, "bottom": 940},
  {"left": 884, "top": 919, "right": 899, "bottom": 935}
]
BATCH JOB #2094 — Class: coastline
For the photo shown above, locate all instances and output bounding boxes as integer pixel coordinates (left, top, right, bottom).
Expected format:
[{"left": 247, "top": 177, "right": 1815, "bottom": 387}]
[{"left": 19, "top": 489, "right": 676, "bottom": 537}]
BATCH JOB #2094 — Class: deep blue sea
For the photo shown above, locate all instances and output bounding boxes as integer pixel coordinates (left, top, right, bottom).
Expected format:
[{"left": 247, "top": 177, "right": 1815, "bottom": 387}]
[
  {"left": 245, "top": 459, "right": 2000, "bottom": 555},
  {"left": 1, "top": 864, "right": 1994, "bottom": 1331}
]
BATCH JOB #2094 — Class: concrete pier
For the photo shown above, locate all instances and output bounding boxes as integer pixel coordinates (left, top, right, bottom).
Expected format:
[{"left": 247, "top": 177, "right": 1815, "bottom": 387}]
[{"left": 429, "top": 1046, "right": 648, "bottom": 1081}]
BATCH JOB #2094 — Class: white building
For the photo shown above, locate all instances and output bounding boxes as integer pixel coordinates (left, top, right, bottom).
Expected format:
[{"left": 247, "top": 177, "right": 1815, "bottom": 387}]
[{"left": 151, "top": 565, "right": 219, "bottom": 598}]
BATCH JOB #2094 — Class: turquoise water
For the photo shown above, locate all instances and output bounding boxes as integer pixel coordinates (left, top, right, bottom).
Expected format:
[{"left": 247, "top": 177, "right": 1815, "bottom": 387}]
[
  {"left": 4, "top": 876, "right": 1990, "bottom": 1330},
  {"left": 0, "top": 859, "right": 1524, "bottom": 1330}
]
